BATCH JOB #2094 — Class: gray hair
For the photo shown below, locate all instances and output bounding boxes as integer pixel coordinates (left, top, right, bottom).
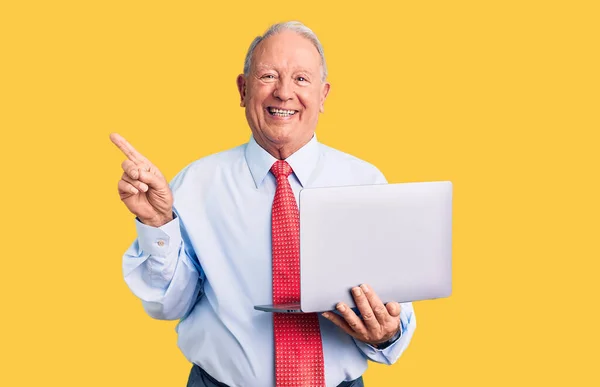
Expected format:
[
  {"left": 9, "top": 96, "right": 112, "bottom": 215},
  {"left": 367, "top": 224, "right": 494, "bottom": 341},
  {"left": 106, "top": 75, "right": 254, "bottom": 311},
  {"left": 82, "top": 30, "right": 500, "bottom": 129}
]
[{"left": 243, "top": 21, "right": 328, "bottom": 82}]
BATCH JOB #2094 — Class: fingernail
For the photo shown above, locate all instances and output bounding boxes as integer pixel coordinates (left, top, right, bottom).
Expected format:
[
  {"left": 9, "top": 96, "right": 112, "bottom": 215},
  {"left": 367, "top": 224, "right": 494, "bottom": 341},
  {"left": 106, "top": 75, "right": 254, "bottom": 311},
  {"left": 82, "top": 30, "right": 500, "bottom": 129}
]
[
  {"left": 353, "top": 287, "right": 362, "bottom": 296},
  {"left": 361, "top": 284, "right": 369, "bottom": 293},
  {"left": 322, "top": 312, "right": 330, "bottom": 318},
  {"left": 131, "top": 170, "right": 138, "bottom": 179},
  {"left": 130, "top": 187, "right": 138, "bottom": 194},
  {"left": 337, "top": 303, "right": 346, "bottom": 312},
  {"left": 140, "top": 183, "right": 148, "bottom": 192}
]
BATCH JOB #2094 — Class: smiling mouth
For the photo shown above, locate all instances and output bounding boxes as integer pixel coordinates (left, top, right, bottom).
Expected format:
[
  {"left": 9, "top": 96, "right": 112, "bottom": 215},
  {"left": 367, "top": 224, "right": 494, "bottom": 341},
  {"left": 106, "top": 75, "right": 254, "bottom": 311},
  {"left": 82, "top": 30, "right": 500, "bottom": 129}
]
[{"left": 267, "top": 107, "right": 298, "bottom": 117}]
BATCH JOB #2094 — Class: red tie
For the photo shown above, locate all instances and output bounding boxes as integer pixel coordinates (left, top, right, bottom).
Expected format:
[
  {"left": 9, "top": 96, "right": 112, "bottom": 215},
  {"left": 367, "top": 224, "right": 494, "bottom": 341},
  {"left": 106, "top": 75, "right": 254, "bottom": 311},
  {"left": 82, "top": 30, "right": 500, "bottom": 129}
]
[{"left": 271, "top": 160, "right": 326, "bottom": 387}]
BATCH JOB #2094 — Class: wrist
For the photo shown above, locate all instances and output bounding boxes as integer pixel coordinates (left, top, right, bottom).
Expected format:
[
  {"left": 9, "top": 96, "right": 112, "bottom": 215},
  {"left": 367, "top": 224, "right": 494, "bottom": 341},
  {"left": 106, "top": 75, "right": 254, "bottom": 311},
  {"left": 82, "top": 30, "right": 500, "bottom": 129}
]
[
  {"left": 371, "top": 326, "right": 402, "bottom": 349},
  {"left": 139, "top": 212, "right": 174, "bottom": 228}
]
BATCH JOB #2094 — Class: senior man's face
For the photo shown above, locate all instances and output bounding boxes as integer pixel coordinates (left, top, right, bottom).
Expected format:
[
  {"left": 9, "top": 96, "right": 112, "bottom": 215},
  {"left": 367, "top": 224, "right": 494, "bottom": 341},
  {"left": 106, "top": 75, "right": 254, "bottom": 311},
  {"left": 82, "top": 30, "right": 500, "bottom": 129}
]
[{"left": 237, "top": 30, "right": 330, "bottom": 159}]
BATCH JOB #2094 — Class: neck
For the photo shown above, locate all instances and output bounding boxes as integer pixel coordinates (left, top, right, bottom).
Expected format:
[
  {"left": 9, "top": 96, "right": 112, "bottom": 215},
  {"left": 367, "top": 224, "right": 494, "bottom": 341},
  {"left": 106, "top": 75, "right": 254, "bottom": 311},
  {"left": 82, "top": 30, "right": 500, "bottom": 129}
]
[{"left": 254, "top": 133, "right": 314, "bottom": 160}]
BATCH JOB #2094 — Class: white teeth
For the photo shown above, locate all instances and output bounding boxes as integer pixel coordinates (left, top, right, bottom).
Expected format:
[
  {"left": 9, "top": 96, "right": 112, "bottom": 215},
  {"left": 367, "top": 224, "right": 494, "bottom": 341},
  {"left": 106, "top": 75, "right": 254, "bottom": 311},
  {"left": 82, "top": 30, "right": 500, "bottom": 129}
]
[{"left": 269, "top": 108, "right": 296, "bottom": 116}]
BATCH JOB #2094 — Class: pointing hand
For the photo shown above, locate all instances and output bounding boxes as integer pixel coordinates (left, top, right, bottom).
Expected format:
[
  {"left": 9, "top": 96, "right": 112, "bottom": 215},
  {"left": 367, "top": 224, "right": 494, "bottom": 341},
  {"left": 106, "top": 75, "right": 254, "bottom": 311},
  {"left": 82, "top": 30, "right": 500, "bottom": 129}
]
[{"left": 110, "top": 133, "right": 174, "bottom": 227}]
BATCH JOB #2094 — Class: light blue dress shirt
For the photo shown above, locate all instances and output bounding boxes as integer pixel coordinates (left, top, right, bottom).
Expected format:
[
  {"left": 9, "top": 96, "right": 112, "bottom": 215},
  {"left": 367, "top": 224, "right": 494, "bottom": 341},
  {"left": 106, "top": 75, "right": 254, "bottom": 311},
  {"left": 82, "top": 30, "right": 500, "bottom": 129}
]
[{"left": 122, "top": 135, "right": 416, "bottom": 387}]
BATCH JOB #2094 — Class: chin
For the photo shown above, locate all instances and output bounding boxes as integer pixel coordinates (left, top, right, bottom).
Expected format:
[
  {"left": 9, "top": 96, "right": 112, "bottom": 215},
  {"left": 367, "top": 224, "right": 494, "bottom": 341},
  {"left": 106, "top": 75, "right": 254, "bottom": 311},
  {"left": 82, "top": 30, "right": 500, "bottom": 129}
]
[{"left": 266, "top": 126, "right": 299, "bottom": 144}]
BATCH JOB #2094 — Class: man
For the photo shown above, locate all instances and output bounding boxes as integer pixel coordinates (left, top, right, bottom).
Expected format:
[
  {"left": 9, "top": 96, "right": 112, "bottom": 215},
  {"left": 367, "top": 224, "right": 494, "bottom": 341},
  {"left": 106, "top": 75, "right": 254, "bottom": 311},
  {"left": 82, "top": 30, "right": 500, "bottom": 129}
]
[{"left": 112, "top": 21, "right": 416, "bottom": 387}]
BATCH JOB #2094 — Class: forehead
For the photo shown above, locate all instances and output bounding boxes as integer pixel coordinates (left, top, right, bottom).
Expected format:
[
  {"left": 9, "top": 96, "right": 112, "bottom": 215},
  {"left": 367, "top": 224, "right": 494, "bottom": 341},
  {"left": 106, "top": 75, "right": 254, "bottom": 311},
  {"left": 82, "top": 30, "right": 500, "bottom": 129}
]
[{"left": 252, "top": 30, "right": 322, "bottom": 73}]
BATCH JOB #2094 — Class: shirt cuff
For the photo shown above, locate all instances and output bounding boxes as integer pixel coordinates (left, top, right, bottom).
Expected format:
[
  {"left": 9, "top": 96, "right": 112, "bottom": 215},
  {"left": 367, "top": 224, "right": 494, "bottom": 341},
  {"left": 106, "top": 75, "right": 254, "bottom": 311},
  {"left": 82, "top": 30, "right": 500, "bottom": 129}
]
[{"left": 135, "top": 214, "right": 182, "bottom": 258}]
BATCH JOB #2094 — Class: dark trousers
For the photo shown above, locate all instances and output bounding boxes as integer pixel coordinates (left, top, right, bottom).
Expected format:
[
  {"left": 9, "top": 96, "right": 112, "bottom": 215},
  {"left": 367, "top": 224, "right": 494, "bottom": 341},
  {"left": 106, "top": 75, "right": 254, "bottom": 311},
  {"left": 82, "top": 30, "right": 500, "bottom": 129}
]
[{"left": 187, "top": 364, "right": 365, "bottom": 387}]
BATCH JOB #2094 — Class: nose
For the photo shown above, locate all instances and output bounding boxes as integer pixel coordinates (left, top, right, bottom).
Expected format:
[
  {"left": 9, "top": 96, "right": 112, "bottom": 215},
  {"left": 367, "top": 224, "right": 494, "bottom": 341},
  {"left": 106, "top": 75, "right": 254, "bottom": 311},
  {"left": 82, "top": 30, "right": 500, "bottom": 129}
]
[{"left": 273, "top": 78, "right": 294, "bottom": 101}]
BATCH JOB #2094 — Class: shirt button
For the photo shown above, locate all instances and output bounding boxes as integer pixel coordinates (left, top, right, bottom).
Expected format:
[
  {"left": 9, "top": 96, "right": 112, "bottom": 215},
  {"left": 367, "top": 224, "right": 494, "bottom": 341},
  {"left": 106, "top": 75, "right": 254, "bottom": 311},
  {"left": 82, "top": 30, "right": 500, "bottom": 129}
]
[{"left": 157, "top": 240, "right": 165, "bottom": 247}]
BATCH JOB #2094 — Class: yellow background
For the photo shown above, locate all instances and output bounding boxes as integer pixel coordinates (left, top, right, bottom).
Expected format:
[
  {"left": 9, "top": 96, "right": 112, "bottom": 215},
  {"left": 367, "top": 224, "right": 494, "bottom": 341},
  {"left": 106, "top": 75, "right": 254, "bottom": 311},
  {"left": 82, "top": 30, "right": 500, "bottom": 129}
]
[{"left": 1, "top": 0, "right": 598, "bottom": 386}]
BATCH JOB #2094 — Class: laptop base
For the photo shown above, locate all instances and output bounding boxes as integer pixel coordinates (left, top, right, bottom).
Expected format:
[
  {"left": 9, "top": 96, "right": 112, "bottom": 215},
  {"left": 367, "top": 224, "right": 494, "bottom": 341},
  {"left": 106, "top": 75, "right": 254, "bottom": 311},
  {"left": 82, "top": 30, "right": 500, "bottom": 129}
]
[{"left": 254, "top": 303, "right": 303, "bottom": 313}]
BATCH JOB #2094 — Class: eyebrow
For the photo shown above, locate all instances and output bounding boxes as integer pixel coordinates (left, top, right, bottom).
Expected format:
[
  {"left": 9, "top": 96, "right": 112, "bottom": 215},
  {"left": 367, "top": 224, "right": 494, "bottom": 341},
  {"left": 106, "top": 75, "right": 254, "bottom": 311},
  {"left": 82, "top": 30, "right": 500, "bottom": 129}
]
[{"left": 254, "top": 64, "right": 314, "bottom": 75}]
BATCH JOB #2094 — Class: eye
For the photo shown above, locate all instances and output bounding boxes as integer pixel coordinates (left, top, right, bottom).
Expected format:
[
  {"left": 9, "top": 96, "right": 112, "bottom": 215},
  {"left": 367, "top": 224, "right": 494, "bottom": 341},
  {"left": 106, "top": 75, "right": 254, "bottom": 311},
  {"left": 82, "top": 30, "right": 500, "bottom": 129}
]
[
  {"left": 261, "top": 74, "right": 276, "bottom": 80},
  {"left": 297, "top": 76, "right": 308, "bottom": 82}
]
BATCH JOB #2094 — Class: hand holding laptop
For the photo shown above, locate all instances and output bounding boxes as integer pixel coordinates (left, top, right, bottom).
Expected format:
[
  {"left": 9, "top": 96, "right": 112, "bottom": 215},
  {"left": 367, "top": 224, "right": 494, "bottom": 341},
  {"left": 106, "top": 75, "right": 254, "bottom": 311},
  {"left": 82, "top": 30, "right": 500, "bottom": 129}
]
[{"left": 321, "top": 283, "right": 401, "bottom": 347}]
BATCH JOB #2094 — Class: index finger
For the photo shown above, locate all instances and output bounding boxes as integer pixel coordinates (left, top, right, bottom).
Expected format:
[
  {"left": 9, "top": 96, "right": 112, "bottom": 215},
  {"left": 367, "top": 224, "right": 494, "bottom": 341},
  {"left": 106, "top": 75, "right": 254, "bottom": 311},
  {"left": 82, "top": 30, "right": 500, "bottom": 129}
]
[{"left": 110, "top": 133, "right": 147, "bottom": 163}]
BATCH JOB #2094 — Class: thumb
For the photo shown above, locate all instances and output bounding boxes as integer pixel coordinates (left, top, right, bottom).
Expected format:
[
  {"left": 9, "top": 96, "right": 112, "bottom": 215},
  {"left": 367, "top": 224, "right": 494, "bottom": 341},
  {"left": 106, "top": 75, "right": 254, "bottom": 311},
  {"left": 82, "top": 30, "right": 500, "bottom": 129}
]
[
  {"left": 386, "top": 302, "right": 401, "bottom": 317},
  {"left": 138, "top": 169, "right": 167, "bottom": 190}
]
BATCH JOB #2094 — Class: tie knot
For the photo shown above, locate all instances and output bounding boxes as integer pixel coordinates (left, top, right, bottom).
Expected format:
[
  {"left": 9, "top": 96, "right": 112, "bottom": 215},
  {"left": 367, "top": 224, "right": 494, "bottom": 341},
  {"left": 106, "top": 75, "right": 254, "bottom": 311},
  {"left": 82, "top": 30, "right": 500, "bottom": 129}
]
[{"left": 270, "top": 160, "right": 293, "bottom": 179}]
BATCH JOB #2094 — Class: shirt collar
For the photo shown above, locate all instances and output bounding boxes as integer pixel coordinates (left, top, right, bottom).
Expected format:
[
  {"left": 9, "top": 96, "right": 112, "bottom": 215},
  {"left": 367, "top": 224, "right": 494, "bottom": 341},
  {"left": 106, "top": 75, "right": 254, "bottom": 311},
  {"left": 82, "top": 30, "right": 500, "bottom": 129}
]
[{"left": 245, "top": 134, "right": 320, "bottom": 189}]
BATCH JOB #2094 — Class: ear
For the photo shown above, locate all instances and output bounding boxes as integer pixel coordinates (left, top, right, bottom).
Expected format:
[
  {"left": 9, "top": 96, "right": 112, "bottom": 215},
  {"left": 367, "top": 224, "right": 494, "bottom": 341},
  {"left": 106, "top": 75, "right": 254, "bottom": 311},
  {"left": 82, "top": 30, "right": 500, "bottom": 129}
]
[
  {"left": 319, "top": 82, "right": 331, "bottom": 113},
  {"left": 236, "top": 74, "right": 247, "bottom": 107}
]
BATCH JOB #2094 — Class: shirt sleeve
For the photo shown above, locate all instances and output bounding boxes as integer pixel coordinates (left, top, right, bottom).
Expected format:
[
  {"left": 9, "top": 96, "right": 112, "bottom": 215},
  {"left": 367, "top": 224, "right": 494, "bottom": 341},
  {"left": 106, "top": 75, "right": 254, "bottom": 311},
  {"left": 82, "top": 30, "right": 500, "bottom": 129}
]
[
  {"left": 122, "top": 211, "right": 205, "bottom": 321},
  {"left": 373, "top": 166, "right": 388, "bottom": 185},
  {"left": 352, "top": 302, "right": 417, "bottom": 365}
]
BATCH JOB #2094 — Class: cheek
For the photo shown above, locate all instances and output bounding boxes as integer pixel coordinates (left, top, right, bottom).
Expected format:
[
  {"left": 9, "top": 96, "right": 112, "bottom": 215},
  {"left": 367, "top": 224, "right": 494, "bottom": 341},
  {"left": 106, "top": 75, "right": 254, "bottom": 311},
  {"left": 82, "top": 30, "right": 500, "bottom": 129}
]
[
  {"left": 249, "top": 84, "right": 273, "bottom": 107},
  {"left": 298, "top": 92, "right": 320, "bottom": 115},
  {"left": 246, "top": 95, "right": 265, "bottom": 118}
]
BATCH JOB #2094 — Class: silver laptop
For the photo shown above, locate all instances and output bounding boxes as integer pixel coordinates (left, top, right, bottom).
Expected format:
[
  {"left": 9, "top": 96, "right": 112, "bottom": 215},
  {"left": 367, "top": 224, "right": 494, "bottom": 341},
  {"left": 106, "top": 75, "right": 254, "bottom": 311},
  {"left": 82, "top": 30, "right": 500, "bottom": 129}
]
[{"left": 254, "top": 181, "right": 452, "bottom": 313}]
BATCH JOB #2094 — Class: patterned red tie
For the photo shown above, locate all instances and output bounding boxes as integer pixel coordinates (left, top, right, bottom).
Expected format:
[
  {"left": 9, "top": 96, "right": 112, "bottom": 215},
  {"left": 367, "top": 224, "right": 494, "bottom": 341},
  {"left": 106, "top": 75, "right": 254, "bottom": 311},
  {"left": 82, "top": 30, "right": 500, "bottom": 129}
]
[{"left": 271, "top": 160, "right": 326, "bottom": 387}]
